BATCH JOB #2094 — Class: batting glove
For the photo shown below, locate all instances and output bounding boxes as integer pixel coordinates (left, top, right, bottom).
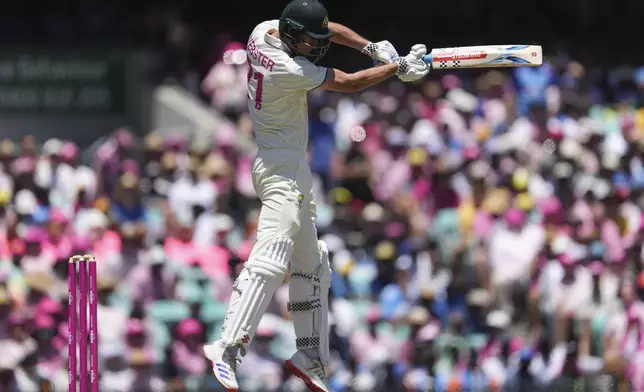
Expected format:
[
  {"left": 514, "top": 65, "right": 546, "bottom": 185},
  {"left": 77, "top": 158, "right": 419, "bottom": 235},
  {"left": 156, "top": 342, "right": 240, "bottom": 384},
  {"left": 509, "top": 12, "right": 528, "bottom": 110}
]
[
  {"left": 395, "top": 44, "right": 430, "bottom": 82},
  {"left": 362, "top": 40, "right": 399, "bottom": 64}
]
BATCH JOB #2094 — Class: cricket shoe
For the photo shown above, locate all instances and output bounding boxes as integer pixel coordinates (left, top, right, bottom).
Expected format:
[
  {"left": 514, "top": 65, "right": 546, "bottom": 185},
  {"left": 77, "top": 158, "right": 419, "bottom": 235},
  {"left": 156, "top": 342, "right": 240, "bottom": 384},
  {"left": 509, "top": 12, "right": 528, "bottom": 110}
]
[
  {"left": 203, "top": 341, "right": 241, "bottom": 391},
  {"left": 285, "top": 350, "right": 332, "bottom": 392}
]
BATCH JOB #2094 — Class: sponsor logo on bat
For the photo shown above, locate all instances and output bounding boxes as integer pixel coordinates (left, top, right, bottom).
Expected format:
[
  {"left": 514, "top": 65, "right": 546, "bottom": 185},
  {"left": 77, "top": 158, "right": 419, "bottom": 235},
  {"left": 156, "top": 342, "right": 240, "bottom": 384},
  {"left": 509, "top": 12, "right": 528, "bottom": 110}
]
[{"left": 433, "top": 51, "right": 487, "bottom": 62}]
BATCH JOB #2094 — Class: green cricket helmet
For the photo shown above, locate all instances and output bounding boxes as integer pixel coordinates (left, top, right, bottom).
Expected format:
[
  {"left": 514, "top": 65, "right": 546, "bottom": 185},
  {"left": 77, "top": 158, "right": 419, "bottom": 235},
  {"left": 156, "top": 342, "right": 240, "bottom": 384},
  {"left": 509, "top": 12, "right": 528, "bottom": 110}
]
[{"left": 279, "top": 0, "right": 333, "bottom": 64}]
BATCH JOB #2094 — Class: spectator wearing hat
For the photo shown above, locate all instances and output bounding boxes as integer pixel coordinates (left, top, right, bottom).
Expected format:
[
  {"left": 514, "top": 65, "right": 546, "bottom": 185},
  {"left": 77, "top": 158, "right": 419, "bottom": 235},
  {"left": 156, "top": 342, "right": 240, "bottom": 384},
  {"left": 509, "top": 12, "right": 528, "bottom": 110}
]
[
  {"left": 96, "top": 276, "right": 129, "bottom": 348},
  {"left": 172, "top": 318, "right": 206, "bottom": 377},
  {"left": 18, "top": 227, "right": 54, "bottom": 274},
  {"left": 478, "top": 310, "right": 512, "bottom": 385},
  {"left": 126, "top": 348, "right": 166, "bottom": 392},
  {"left": 488, "top": 207, "right": 545, "bottom": 317},
  {"left": 333, "top": 138, "right": 375, "bottom": 204},
  {"left": 115, "top": 222, "right": 148, "bottom": 277},
  {"left": 74, "top": 208, "right": 120, "bottom": 269},
  {"left": 6, "top": 312, "right": 33, "bottom": 348},
  {"left": 540, "top": 249, "right": 593, "bottom": 323},
  {"left": 350, "top": 307, "right": 397, "bottom": 370},
  {"left": 111, "top": 172, "right": 146, "bottom": 224},
  {"left": 401, "top": 306, "right": 439, "bottom": 385},
  {"left": 201, "top": 41, "right": 249, "bottom": 120},
  {"left": 44, "top": 209, "right": 72, "bottom": 258},
  {"left": 33, "top": 313, "right": 64, "bottom": 380},
  {"left": 404, "top": 315, "right": 440, "bottom": 389},
  {"left": 124, "top": 318, "right": 152, "bottom": 356},
  {"left": 127, "top": 246, "right": 177, "bottom": 304}
]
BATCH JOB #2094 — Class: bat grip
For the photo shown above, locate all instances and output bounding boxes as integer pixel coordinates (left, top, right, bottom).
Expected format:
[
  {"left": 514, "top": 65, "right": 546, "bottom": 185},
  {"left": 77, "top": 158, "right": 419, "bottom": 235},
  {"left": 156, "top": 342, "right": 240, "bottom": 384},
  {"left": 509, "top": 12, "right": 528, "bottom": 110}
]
[{"left": 423, "top": 54, "right": 433, "bottom": 64}]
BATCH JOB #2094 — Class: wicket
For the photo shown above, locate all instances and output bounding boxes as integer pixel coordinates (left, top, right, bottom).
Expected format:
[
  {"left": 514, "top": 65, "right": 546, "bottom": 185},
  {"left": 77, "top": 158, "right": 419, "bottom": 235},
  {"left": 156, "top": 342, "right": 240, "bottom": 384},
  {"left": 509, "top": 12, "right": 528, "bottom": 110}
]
[{"left": 68, "top": 255, "right": 99, "bottom": 392}]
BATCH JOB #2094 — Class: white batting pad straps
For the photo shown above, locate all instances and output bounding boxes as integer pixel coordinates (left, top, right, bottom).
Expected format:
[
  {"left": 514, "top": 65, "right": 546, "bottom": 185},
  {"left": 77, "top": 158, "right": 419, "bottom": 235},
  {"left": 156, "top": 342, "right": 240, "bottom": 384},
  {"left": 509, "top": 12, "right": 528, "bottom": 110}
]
[
  {"left": 289, "top": 241, "right": 332, "bottom": 365},
  {"left": 220, "top": 237, "right": 293, "bottom": 355}
]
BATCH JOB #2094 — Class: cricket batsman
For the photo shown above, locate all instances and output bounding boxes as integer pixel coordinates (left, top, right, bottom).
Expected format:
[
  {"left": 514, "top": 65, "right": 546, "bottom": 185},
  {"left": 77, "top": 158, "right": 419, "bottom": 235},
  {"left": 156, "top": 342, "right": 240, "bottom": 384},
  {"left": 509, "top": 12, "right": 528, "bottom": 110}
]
[{"left": 203, "top": 1, "right": 430, "bottom": 390}]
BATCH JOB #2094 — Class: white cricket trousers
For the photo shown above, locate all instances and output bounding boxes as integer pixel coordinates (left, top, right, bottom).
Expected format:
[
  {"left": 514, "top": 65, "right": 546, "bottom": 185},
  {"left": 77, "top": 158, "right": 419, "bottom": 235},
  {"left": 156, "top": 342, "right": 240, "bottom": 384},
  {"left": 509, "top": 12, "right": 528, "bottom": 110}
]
[{"left": 248, "top": 148, "right": 321, "bottom": 270}]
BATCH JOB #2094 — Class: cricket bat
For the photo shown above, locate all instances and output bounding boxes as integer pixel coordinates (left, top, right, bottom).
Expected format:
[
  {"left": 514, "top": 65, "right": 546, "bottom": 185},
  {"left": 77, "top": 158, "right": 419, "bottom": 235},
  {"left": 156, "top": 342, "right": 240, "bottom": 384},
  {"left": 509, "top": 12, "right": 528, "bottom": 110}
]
[{"left": 423, "top": 45, "right": 543, "bottom": 69}]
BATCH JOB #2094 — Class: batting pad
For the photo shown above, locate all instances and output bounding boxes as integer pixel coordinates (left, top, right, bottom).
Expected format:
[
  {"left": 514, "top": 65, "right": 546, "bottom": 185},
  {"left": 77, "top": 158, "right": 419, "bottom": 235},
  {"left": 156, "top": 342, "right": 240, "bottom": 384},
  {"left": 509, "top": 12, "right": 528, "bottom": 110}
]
[
  {"left": 289, "top": 240, "right": 332, "bottom": 365},
  {"left": 220, "top": 237, "right": 293, "bottom": 355}
]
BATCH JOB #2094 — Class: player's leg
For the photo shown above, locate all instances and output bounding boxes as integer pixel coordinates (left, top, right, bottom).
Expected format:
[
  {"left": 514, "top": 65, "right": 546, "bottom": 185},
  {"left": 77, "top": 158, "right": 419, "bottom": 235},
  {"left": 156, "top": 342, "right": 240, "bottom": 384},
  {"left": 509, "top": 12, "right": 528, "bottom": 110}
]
[
  {"left": 285, "top": 195, "right": 333, "bottom": 392},
  {"left": 204, "top": 156, "right": 305, "bottom": 391}
]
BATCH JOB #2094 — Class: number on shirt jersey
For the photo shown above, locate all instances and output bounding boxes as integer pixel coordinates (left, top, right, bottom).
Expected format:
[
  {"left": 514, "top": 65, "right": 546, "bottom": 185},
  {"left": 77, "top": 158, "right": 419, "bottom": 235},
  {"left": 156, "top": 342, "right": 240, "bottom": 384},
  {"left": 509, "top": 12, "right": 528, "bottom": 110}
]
[{"left": 247, "top": 58, "right": 264, "bottom": 110}]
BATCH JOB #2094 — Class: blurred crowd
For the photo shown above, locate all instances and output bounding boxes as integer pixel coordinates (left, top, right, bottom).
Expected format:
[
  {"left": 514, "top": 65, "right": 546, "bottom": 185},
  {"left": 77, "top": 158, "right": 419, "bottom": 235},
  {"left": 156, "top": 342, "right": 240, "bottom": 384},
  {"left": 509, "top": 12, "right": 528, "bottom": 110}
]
[{"left": 0, "top": 49, "right": 644, "bottom": 392}]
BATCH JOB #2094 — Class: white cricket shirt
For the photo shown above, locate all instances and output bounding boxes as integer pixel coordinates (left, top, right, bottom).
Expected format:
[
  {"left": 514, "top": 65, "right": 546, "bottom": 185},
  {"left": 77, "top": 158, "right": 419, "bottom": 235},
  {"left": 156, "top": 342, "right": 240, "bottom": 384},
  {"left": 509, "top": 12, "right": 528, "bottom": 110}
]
[{"left": 246, "top": 20, "right": 328, "bottom": 153}]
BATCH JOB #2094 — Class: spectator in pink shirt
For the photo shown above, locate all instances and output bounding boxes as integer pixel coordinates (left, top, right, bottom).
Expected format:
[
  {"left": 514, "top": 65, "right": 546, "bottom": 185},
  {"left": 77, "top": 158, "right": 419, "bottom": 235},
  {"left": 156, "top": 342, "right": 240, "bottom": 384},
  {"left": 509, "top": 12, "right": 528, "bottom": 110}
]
[
  {"left": 350, "top": 307, "right": 397, "bottom": 368},
  {"left": 126, "top": 246, "right": 176, "bottom": 304},
  {"left": 201, "top": 41, "right": 249, "bottom": 120},
  {"left": 18, "top": 227, "right": 53, "bottom": 274},
  {"left": 165, "top": 220, "right": 200, "bottom": 264},
  {"left": 374, "top": 127, "right": 412, "bottom": 202},
  {"left": 44, "top": 209, "right": 71, "bottom": 258},
  {"left": 34, "top": 315, "right": 64, "bottom": 379},
  {"left": 172, "top": 318, "right": 207, "bottom": 376}
]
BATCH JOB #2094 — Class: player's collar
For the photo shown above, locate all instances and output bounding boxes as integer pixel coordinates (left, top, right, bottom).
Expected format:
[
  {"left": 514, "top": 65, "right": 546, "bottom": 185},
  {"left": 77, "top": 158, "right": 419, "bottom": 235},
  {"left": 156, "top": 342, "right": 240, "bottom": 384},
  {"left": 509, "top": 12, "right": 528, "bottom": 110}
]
[{"left": 265, "top": 30, "right": 290, "bottom": 53}]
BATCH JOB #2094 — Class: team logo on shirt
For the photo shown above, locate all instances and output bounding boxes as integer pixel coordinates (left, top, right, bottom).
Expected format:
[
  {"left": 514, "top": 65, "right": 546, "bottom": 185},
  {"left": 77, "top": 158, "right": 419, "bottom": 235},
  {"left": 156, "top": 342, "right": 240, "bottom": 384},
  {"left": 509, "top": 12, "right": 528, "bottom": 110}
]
[{"left": 321, "top": 17, "right": 329, "bottom": 28}]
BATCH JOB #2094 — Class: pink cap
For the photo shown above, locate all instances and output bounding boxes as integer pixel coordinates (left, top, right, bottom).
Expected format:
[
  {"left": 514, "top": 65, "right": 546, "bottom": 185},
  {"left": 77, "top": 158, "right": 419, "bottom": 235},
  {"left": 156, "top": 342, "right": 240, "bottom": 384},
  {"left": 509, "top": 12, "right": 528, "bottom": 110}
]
[
  {"left": 35, "top": 314, "right": 55, "bottom": 329},
  {"left": 49, "top": 209, "right": 69, "bottom": 223},
  {"left": 559, "top": 254, "right": 576, "bottom": 267},
  {"left": 126, "top": 319, "right": 146, "bottom": 335},
  {"left": 416, "top": 323, "right": 440, "bottom": 341},
  {"left": 505, "top": 208, "right": 527, "bottom": 226},
  {"left": 215, "top": 126, "right": 237, "bottom": 147},
  {"left": 57, "top": 248, "right": 72, "bottom": 260},
  {"left": 509, "top": 337, "right": 525, "bottom": 354},
  {"left": 121, "top": 159, "right": 139, "bottom": 174},
  {"left": 165, "top": 135, "right": 186, "bottom": 150},
  {"left": 627, "top": 305, "right": 640, "bottom": 322},
  {"left": 12, "top": 157, "right": 36, "bottom": 174},
  {"left": 464, "top": 146, "right": 481, "bottom": 160},
  {"left": 38, "top": 297, "right": 63, "bottom": 315},
  {"left": 384, "top": 222, "right": 405, "bottom": 238},
  {"left": 441, "top": 74, "right": 461, "bottom": 90},
  {"left": 542, "top": 197, "right": 563, "bottom": 216},
  {"left": 60, "top": 142, "right": 79, "bottom": 161},
  {"left": 177, "top": 318, "right": 203, "bottom": 338},
  {"left": 589, "top": 261, "right": 605, "bottom": 276},
  {"left": 23, "top": 227, "right": 45, "bottom": 243},
  {"left": 114, "top": 128, "right": 134, "bottom": 148},
  {"left": 367, "top": 307, "right": 381, "bottom": 322}
]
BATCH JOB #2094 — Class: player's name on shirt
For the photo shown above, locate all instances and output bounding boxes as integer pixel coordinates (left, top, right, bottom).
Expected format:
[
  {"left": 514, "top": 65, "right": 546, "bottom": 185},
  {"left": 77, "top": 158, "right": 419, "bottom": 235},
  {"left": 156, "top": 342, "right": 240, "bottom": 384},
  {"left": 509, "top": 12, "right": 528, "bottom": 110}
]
[{"left": 247, "top": 39, "right": 276, "bottom": 72}]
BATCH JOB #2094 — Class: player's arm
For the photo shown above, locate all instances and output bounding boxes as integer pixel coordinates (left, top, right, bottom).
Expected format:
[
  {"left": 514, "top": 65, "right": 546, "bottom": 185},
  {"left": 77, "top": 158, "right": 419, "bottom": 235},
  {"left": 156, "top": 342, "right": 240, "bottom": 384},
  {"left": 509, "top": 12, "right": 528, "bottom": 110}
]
[
  {"left": 321, "top": 44, "right": 431, "bottom": 92},
  {"left": 328, "top": 22, "right": 398, "bottom": 64},
  {"left": 328, "top": 22, "right": 368, "bottom": 51},
  {"left": 321, "top": 64, "right": 397, "bottom": 93}
]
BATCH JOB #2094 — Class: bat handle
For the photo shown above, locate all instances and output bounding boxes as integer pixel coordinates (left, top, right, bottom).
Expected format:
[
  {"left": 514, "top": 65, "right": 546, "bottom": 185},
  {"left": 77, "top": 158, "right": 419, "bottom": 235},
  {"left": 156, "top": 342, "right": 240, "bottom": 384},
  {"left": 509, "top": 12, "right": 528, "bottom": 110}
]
[{"left": 423, "top": 53, "right": 433, "bottom": 64}]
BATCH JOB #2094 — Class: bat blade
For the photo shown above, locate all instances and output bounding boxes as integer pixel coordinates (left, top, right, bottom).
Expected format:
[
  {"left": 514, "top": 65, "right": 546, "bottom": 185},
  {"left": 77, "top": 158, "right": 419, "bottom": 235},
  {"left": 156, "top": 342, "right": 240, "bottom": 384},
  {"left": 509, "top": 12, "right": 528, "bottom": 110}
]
[{"left": 423, "top": 45, "right": 543, "bottom": 70}]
